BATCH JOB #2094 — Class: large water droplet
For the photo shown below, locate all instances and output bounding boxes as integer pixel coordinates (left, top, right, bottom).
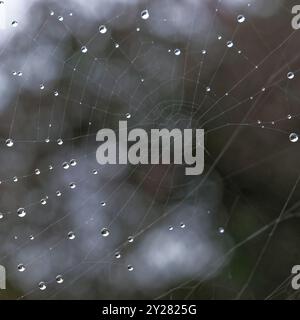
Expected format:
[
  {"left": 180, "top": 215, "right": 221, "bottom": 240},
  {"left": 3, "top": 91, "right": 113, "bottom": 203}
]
[
  {"left": 70, "top": 159, "right": 77, "bottom": 166},
  {"left": 128, "top": 236, "right": 134, "bottom": 243},
  {"left": 237, "top": 15, "right": 245, "bottom": 23},
  {"left": 99, "top": 25, "right": 107, "bottom": 34},
  {"left": 68, "top": 231, "right": 75, "bottom": 240},
  {"left": 289, "top": 133, "right": 298, "bottom": 143},
  {"left": 174, "top": 48, "right": 181, "bottom": 56},
  {"left": 226, "top": 41, "right": 234, "bottom": 48},
  {"left": 141, "top": 9, "right": 149, "bottom": 20},
  {"left": 287, "top": 72, "right": 295, "bottom": 80},
  {"left": 101, "top": 227, "right": 110, "bottom": 237},
  {"left": 6, "top": 139, "right": 14, "bottom": 147},
  {"left": 38, "top": 282, "right": 47, "bottom": 290},
  {"left": 62, "top": 162, "right": 69, "bottom": 169},
  {"left": 56, "top": 275, "right": 64, "bottom": 284},
  {"left": 69, "top": 182, "right": 76, "bottom": 189},
  {"left": 81, "top": 46, "right": 88, "bottom": 54},
  {"left": 127, "top": 265, "right": 134, "bottom": 271},
  {"left": 17, "top": 264, "right": 26, "bottom": 272},
  {"left": 17, "top": 208, "right": 26, "bottom": 218}
]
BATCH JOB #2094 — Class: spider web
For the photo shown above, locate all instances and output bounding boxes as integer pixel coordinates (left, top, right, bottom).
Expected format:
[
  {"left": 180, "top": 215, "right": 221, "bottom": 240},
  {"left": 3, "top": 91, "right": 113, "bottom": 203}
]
[{"left": 0, "top": 0, "right": 300, "bottom": 300}]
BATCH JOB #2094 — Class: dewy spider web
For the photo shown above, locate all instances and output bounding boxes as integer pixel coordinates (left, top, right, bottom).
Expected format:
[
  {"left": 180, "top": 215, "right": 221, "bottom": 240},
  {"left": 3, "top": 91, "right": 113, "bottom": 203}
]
[{"left": 0, "top": 0, "right": 300, "bottom": 300}]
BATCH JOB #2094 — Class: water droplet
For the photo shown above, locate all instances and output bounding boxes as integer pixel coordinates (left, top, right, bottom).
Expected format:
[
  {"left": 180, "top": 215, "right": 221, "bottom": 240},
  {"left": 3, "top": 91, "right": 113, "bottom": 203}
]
[
  {"left": 202, "top": 49, "right": 207, "bottom": 55},
  {"left": 17, "top": 71, "right": 23, "bottom": 77},
  {"left": 13, "top": 176, "right": 18, "bottom": 182},
  {"left": 35, "top": 169, "right": 41, "bottom": 175},
  {"left": 125, "top": 113, "right": 131, "bottom": 119},
  {"left": 115, "top": 252, "right": 121, "bottom": 259},
  {"left": 17, "top": 264, "right": 26, "bottom": 272},
  {"left": 6, "top": 138, "right": 14, "bottom": 147},
  {"left": 205, "top": 86, "right": 211, "bottom": 92},
  {"left": 128, "top": 236, "right": 134, "bottom": 243},
  {"left": 69, "top": 182, "right": 76, "bottom": 189},
  {"left": 127, "top": 265, "right": 134, "bottom": 271},
  {"left": 11, "top": 21, "right": 18, "bottom": 27},
  {"left": 115, "top": 43, "right": 119, "bottom": 48},
  {"left": 57, "top": 138, "right": 63, "bottom": 145},
  {"left": 287, "top": 114, "right": 292, "bottom": 120},
  {"left": 218, "top": 227, "right": 225, "bottom": 234},
  {"left": 70, "top": 159, "right": 77, "bottom": 166},
  {"left": 68, "top": 231, "right": 75, "bottom": 240},
  {"left": 56, "top": 275, "right": 64, "bottom": 284},
  {"left": 50, "top": 10, "right": 54, "bottom": 16},
  {"left": 29, "top": 235, "right": 35, "bottom": 240},
  {"left": 100, "top": 227, "right": 110, "bottom": 237},
  {"left": 237, "top": 15, "right": 245, "bottom": 23},
  {"left": 92, "top": 169, "right": 98, "bottom": 175},
  {"left": 287, "top": 72, "right": 295, "bottom": 80},
  {"left": 141, "top": 9, "right": 149, "bottom": 20},
  {"left": 62, "top": 162, "right": 69, "bottom": 169},
  {"left": 100, "top": 201, "right": 106, "bottom": 207},
  {"left": 174, "top": 48, "right": 181, "bottom": 56},
  {"left": 98, "top": 25, "right": 107, "bottom": 34},
  {"left": 168, "top": 226, "right": 174, "bottom": 231},
  {"left": 54, "top": 91, "right": 59, "bottom": 96},
  {"left": 40, "top": 84, "right": 45, "bottom": 90},
  {"left": 40, "top": 198, "right": 47, "bottom": 205},
  {"left": 226, "top": 41, "right": 234, "bottom": 48},
  {"left": 17, "top": 208, "right": 26, "bottom": 218},
  {"left": 289, "top": 133, "right": 298, "bottom": 143},
  {"left": 81, "top": 46, "right": 88, "bottom": 54},
  {"left": 38, "top": 282, "right": 47, "bottom": 290},
  {"left": 180, "top": 222, "right": 186, "bottom": 228},
  {"left": 56, "top": 190, "right": 62, "bottom": 197}
]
